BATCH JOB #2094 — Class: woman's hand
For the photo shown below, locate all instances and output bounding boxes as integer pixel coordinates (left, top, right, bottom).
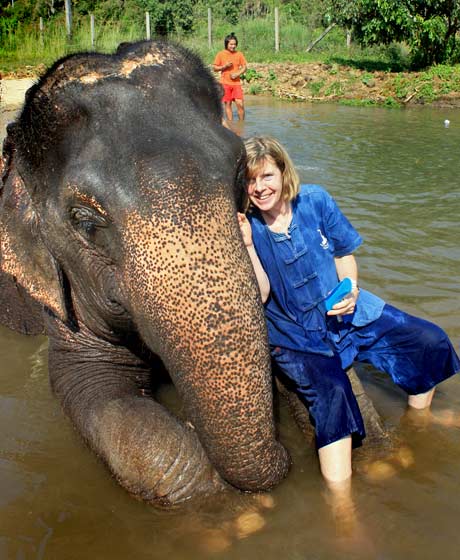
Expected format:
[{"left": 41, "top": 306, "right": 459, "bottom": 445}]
[
  {"left": 332, "top": 254, "right": 359, "bottom": 317},
  {"left": 237, "top": 213, "right": 253, "bottom": 247},
  {"left": 237, "top": 213, "right": 270, "bottom": 303},
  {"left": 327, "top": 289, "right": 359, "bottom": 317}
]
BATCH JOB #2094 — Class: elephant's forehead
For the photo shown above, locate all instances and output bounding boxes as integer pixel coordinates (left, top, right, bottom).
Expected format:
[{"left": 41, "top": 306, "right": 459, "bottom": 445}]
[
  {"left": 120, "top": 52, "right": 165, "bottom": 76},
  {"left": 121, "top": 191, "right": 242, "bottom": 302},
  {"left": 122, "top": 187, "right": 232, "bottom": 243},
  {"left": 61, "top": 52, "right": 166, "bottom": 86},
  {"left": 42, "top": 49, "right": 172, "bottom": 94}
]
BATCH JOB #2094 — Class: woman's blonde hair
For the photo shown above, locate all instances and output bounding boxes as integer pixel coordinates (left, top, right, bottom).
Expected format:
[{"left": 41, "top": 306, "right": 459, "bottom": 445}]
[{"left": 242, "top": 136, "right": 300, "bottom": 212}]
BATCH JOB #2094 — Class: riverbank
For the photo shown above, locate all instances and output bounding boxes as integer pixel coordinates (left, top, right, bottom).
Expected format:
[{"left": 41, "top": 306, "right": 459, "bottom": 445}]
[
  {"left": 2, "top": 61, "right": 460, "bottom": 109},
  {"left": 248, "top": 62, "right": 460, "bottom": 108}
]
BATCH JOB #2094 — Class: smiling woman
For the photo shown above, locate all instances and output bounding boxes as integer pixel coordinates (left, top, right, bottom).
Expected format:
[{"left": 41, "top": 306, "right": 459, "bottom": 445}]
[
  {"left": 240, "top": 134, "right": 460, "bottom": 496},
  {"left": 246, "top": 158, "right": 289, "bottom": 229}
]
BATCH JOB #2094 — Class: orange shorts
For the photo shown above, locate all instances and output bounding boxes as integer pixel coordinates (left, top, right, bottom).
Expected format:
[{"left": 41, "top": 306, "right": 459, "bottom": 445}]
[{"left": 222, "top": 84, "right": 244, "bottom": 102}]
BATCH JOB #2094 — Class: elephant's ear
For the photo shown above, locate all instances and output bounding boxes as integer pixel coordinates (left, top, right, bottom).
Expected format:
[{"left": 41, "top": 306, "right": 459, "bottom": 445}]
[{"left": 0, "top": 152, "right": 68, "bottom": 324}]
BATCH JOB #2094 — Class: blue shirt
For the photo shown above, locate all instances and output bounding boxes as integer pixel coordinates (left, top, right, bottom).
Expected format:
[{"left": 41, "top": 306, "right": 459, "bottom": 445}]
[{"left": 248, "top": 184, "right": 385, "bottom": 356}]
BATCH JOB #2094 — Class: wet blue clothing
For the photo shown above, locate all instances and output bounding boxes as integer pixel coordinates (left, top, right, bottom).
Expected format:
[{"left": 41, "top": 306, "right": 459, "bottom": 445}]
[
  {"left": 248, "top": 184, "right": 460, "bottom": 449},
  {"left": 248, "top": 184, "right": 385, "bottom": 355}
]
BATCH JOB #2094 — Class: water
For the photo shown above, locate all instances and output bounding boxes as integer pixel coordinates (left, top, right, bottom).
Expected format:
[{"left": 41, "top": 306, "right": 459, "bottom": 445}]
[{"left": 1, "top": 97, "right": 460, "bottom": 559}]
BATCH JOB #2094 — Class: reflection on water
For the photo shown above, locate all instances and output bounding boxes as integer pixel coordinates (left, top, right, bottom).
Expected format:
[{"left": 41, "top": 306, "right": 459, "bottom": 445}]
[{"left": 1, "top": 97, "right": 460, "bottom": 559}]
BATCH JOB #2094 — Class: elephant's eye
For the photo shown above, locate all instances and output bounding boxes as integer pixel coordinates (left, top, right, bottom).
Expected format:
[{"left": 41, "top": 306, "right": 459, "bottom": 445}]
[{"left": 70, "top": 206, "right": 108, "bottom": 238}]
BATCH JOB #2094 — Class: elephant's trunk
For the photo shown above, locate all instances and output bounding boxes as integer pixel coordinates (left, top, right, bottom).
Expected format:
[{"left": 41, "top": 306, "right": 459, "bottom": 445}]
[{"left": 121, "top": 192, "right": 290, "bottom": 491}]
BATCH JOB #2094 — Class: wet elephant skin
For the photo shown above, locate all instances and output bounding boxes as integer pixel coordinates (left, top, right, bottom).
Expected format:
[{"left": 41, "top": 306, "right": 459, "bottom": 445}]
[{"left": 0, "top": 40, "right": 290, "bottom": 507}]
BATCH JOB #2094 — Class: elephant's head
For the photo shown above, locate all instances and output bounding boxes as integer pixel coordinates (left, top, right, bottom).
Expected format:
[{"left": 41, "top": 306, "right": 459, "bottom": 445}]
[{"left": 0, "top": 41, "right": 289, "bottom": 502}]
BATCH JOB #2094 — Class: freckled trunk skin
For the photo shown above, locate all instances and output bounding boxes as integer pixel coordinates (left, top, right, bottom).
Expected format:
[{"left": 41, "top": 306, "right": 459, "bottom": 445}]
[{"left": 122, "top": 195, "right": 290, "bottom": 491}]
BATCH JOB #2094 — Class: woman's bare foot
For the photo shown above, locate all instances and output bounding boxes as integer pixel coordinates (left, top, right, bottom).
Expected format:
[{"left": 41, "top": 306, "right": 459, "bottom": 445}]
[{"left": 323, "top": 478, "right": 375, "bottom": 554}]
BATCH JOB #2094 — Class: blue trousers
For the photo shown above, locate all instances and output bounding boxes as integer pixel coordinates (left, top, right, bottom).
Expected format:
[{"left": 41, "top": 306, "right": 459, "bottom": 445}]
[{"left": 272, "top": 304, "right": 460, "bottom": 449}]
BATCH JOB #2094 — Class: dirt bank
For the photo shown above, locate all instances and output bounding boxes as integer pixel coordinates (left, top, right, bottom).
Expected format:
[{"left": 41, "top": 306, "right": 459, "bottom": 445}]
[
  {"left": 2, "top": 61, "right": 460, "bottom": 110},
  {"left": 247, "top": 62, "right": 460, "bottom": 108},
  {"left": 1, "top": 78, "right": 35, "bottom": 109}
]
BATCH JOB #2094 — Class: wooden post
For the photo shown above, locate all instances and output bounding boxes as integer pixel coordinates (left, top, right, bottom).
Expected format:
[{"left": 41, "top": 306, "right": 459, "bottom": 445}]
[
  {"left": 207, "top": 8, "right": 212, "bottom": 49},
  {"left": 274, "top": 7, "right": 279, "bottom": 52},
  {"left": 305, "top": 23, "right": 336, "bottom": 52},
  {"left": 64, "top": 0, "right": 72, "bottom": 39},
  {"left": 346, "top": 28, "right": 352, "bottom": 49},
  {"left": 145, "top": 12, "right": 151, "bottom": 40},
  {"left": 90, "top": 14, "right": 95, "bottom": 49},
  {"left": 39, "top": 17, "right": 44, "bottom": 47}
]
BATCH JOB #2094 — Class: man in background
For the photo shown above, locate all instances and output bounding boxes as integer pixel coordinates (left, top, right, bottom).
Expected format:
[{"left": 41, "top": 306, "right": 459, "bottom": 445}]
[{"left": 213, "top": 32, "right": 247, "bottom": 122}]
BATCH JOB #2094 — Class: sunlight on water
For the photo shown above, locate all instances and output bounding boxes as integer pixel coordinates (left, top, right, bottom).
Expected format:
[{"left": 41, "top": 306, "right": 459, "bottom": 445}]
[{"left": 1, "top": 97, "right": 460, "bottom": 560}]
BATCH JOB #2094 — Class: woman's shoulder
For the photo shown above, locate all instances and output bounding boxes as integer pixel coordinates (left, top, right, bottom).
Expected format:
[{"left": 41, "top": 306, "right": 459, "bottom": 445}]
[
  {"left": 247, "top": 209, "right": 264, "bottom": 227},
  {"left": 296, "top": 184, "right": 333, "bottom": 209}
]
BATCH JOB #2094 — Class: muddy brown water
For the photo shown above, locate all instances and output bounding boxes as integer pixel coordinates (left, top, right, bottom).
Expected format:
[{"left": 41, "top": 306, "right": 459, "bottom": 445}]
[{"left": 1, "top": 96, "right": 460, "bottom": 560}]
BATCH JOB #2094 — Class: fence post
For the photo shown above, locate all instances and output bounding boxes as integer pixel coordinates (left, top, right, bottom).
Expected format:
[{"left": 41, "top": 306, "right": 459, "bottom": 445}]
[
  {"left": 90, "top": 14, "right": 95, "bottom": 49},
  {"left": 145, "top": 12, "right": 151, "bottom": 40},
  {"left": 39, "top": 17, "right": 44, "bottom": 47},
  {"left": 207, "top": 8, "right": 212, "bottom": 49},
  {"left": 274, "top": 7, "right": 279, "bottom": 52},
  {"left": 64, "top": 0, "right": 72, "bottom": 39},
  {"left": 346, "top": 28, "right": 352, "bottom": 49},
  {"left": 305, "top": 23, "right": 336, "bottom": 52}
]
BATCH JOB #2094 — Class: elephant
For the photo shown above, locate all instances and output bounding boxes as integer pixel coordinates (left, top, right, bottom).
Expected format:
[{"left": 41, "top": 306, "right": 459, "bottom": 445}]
[
  {"left": 0, "top": 40, "right": 291, "bottom": 507},
  {"left": 0, "top": 40, "right": 391, "bottom": 508}
]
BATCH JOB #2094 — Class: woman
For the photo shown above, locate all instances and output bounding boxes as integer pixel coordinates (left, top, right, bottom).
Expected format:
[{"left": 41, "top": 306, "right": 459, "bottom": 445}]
[{"left": 238, "top": 135, "right": 460, "bottom": 488}]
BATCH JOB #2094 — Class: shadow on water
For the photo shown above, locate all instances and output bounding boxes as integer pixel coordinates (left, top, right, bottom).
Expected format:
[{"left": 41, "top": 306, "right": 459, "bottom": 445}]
[{"left": 1, "top": 98, "right": 460, "bottom": 559}]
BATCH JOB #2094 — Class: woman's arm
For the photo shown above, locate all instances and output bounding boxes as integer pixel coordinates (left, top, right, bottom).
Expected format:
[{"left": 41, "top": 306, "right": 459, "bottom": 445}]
[
  {"left": 328, "top": 254, "right": 359, "bottom": 316},
  {"left": 214, "top": 61, "right": 233, "bottom": 72},
  {"left": 230, "top": 63, "right": 247, "bottom": 80},
  {"left": 237, "top": 213, "right": 270, "bottom": 303}
]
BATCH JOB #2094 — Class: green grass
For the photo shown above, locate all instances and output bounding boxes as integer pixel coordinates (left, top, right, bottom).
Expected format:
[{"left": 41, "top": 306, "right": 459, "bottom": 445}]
[
  {"left": 2, "top": 12, "right": 460, "bottom": 108},
  {"left": 0, "top": 12, "right": 409, "bottom": 74},
  {"left": 0, "top": 15, "right": 145, "bottom": 73}
]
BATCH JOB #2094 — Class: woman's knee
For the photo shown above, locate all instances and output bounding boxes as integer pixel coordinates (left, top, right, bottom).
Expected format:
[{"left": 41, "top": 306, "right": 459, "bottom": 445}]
[
  {"left": 323, "top": 371, "right": 354, "bottom": 402},
  {"left": 420, "top": 321, "right": 450, "bottom": 349}
]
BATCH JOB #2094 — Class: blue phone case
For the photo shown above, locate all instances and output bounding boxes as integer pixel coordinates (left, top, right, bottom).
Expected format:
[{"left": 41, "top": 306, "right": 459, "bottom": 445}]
[{"left": 324, "top": 278, "right": 353, "bottom": 311}]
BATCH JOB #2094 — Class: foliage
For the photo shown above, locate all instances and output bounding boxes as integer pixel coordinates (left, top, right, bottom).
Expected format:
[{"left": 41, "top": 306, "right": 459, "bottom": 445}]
[
  {"left": 2, "top": 0, "right": 460, "bottom": 114},
  {"left": 0, "top": 0, "right": 194, "bottom": 40},
  {"left": 326, "top": 0, "right": 460, "bottom": 68},
  {"left": 242, "top": 67, "right": 263, "bottom": 81},
  {"left": 223, "top": 0, "right": 243, "bottom": 25}
]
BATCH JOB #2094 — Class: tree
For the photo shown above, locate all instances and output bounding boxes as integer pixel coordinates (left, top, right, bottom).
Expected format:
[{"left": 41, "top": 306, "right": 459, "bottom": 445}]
[
  {"left": 140, "top": 0, "right": 194, "bottom": 35},
  {"left": 327, "top": 0, "right": 460, "bottom": 67}
]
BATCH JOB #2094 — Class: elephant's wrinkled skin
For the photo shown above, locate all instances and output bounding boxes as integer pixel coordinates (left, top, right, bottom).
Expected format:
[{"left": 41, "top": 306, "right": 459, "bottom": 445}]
[{"left": 0, "top": 41, "right": 290, "bottom": 506}]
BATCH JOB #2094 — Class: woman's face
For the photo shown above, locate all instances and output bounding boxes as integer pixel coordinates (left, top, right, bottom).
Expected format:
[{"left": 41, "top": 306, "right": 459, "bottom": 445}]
[
  {"left": 246, "top": 157, "right": 284, "bottom": 214},
  {"left": 227, "top": 39, "right": 237, "bottom": 52}
]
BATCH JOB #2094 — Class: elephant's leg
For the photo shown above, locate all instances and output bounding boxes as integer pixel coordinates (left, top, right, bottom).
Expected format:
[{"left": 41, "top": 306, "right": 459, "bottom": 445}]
[
  {"left": 346, "top": 367, "right": 390, "bottom": 445},
  {"left": 275, "top": 367, "right": 391, "bottom": 446},
  {"left": 46, "top": 317, "right": 226, "bottom": 506}
]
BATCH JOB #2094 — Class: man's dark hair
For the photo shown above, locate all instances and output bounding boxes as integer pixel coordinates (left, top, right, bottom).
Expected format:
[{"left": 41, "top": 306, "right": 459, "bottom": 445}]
[{"left": 224, "top": 32, "right": 238, "bottom": 49}]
